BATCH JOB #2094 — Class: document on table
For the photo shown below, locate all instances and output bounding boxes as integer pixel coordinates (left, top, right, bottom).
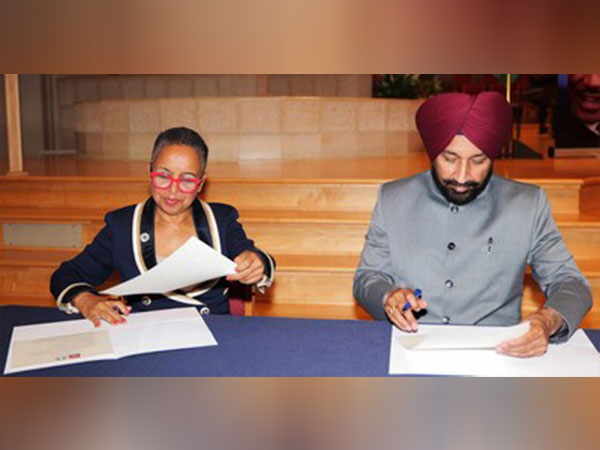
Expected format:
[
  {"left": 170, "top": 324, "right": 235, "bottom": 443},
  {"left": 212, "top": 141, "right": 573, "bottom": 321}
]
[
  {"left": 101, "top": 236, "right": 237, "bottom": 297},
  {"left": 389, "top": 324, "right": 600, "bottom": 377},
  {"left": 4, "top": 307, "right": 217, "bottom": 374}
]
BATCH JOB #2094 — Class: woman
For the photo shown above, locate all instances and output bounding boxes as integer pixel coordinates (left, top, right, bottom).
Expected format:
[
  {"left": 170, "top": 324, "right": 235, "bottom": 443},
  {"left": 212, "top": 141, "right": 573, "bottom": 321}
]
[{"left": 50, "top": 127, "right": 275, "bottom": 326}]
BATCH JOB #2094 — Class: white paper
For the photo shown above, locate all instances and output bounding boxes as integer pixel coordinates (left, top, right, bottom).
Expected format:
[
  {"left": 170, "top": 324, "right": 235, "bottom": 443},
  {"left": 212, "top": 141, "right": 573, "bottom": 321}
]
[
  {"left": 389, "top": 325, "right": 600, "bottom": 377},
  {"left": 4, "top": 307, "right": 217, "bottom": 374},
  {"left": 101, "top": 237, "right": 237, "bottom": 296},
  {"left": 395, "top": 322, "right": 530, "bottom": 350}
]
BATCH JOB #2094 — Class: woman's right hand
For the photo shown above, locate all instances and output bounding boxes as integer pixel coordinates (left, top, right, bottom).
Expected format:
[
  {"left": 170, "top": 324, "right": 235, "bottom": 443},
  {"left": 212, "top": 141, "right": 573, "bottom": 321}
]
[{"left": 72, "top": 292, "right": 131, "bottom": 327}]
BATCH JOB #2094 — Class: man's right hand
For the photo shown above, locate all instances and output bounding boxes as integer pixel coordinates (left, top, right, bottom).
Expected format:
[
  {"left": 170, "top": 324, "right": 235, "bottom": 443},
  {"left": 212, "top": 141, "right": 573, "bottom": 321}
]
[
  {"left": 72, "top": 292, "right": 130, "bottom": 327},
  {"left": 384, "top": 289, "right": 428, "bottom": 332}
]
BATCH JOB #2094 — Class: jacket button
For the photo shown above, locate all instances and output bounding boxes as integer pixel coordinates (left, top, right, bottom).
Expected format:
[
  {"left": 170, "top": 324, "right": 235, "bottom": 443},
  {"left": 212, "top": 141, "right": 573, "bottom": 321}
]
[
  {"left": 447, "top": 242, "right": 456, "bottom": 250},
  {"left": 442, "top": 316, "right": 451, "bottom": 324},
  {"left": 445, "top": 280, "right": 454, "bottom": 288},
  {"left": 141, "top": 296, "right": 152, "bottom": 306},
  {"left": 450, "top": 206, "right": 459, "bottom": 214}
]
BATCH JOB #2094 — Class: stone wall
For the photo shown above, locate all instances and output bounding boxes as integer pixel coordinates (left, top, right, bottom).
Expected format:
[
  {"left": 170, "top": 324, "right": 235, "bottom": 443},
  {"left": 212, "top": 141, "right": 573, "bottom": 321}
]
[
  {"left": 73, "top": 96, "right": 423, "bottom": 161},
  {"left": 57, "top": 75, "right": 373, "bottom": 151}
]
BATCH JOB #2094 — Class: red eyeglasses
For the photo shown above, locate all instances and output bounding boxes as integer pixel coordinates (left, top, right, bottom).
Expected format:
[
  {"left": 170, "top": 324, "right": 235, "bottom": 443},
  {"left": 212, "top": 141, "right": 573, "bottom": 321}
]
[{"left": 150, "top": 171, "right": 204, "bottom": 194}]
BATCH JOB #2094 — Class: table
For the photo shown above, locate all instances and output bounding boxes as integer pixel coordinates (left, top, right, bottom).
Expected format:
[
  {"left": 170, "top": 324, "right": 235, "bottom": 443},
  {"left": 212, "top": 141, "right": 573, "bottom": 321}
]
[{"left": 2, "top": 305, "right": 599, "bottom": 376}]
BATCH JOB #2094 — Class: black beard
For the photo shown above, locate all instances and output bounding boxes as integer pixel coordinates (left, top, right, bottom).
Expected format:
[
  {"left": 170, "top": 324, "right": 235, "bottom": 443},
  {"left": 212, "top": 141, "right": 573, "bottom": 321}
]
[{"left": 431, "top": 164, "right": 493, "bottom": 206}]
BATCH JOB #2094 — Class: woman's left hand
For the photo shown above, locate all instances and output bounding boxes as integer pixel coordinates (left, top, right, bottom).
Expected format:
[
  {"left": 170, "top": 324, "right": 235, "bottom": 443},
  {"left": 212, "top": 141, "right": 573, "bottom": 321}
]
[{"left": 227, "top": 250, "right": 265, "bottom": 284}]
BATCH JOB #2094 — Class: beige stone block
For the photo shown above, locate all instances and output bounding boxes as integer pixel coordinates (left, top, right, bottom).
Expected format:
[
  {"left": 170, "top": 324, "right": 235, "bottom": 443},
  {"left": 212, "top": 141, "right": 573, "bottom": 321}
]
[
  {"left": 197, "top": 99, "right": 239, "bottom": 133},
  {"left": 290, "top": 75, "right": 314, "bottom": 96},
  {"left": 76, "top": 78, "right": 99, "bottom": 102},
  {"left": 240, "top": 134, "right": 282, "bottom": 160},
  {"left": 83, "top": 103, "right": 103, "bottom": 133},
  {"left": 145, "top": 76, "right": 167, "bottom": 97},
  {"left": 129, "top": 101, "right": 161, "bottom": 133},
  {"left": 102, "top": 133, "right": 130, "bottom": 160},
  {"left": 385, "top": 131, "right": 410, "bottom": 155},
  {"left": 357, "top": 75, "right": 374, "bottom": 97},
  {"left": 407, "top": 130, "right": 425, "bottom": 153},
  {"left": 358, "top": 132, "right": 386, "bottom": 156},
  {"left": 336, "top": 75, "right": 362, "bottom": 97},
  {"left": 267, "top": 75, "right": 290, "bottom": 96},
  {"left": 57, "top": 79, "right": 75, "bottom": 106},
  {"left": 167, "top": 75, "right": 193, "bottom": 97},
  {"left": 314, "top": 75, "right": 337, "bottom": 97},
  {"left": 74, "top": 131, "right": 85, "bottom": 153},
  {"left": 193, "top": 75, "right": 219, "bottom": 96},
  {"left": 239, "top": 98, "right": 281, "bottom": 133},
  {"left": 321, "top": 132, "right": 360, "bottom": 158},
  {"left": 321, "top": 100, "right": 358, "bottom": 132},
  {"left": 218, "top": 75, "right": 256, "bottom": 96},
  {"left": 73, "top": 104, "right": 85, "bottom": 131},
  {"left": 203, "top": 133, "right": 241, "bottom": 162},
  {"left": 255, "top": 75, "right": 269, "bottom": 95},
  {"left": 282, "top": 99, "right": 320, "bottom": 132},
  {"left": 129, "top": 133, "right": 156, "bottom": 160},
  {"left": 60, "top": 130, "right": 76, "bottom": 150},
  {"left": 282, "top": 133, "right": 321, "bottom": 159},
  {"left": 83, "top": 132, "right": 103, "bottom": 156},
  {"left": 59, "top": 106, "right": 74, "bottom": 129},
  {"left": 102, "top": 101, "right": 129, "bottom": 132},
  {"left": 160, "top": 99, "right": 198, "bottom": 130},
  {"left": 100, "top": 76, "right": 121, "bottom": 99},
  {"left": 120, "top": 76, "right": 145, "bottom": 98},
  {"left": 386, "top": 100, "right": 412, "bottom": 131},
  {"left": 358, "top": 101, "right": 386, "bottom": 131}
]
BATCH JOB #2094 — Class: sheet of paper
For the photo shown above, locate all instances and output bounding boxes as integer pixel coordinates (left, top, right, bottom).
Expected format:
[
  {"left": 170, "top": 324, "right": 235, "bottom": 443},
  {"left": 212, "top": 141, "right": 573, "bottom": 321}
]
[
  {"left": 4, "top": 307, "right": 217, "bottom": 374},
  {"left": 389, "top": 325, "right": 600, "bottom": 377},
  {"left": 395, "top": 322, "right": 530, "bottom": 350},
  {"left": 101, "top": 237, "right": 237, "bottom": 296}
]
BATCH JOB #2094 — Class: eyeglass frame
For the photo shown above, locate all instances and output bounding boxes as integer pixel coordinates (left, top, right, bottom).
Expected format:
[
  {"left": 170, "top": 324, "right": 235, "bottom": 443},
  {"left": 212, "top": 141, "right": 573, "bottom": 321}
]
[{"left": 150, "top": 171, "right": 205, "bottom": 194}]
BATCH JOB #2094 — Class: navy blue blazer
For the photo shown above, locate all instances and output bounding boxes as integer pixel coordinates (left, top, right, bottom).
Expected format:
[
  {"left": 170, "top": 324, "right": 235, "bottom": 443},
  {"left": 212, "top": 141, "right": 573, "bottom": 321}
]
[{"left": 50, "top": 197, "right": 275, "bottom": 315}]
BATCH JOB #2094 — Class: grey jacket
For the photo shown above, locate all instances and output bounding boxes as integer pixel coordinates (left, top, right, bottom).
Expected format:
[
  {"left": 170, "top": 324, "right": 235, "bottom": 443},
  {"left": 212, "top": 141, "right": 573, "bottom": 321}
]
[{"left": 353, "top": 170, "right": 592, "bottom": 342}]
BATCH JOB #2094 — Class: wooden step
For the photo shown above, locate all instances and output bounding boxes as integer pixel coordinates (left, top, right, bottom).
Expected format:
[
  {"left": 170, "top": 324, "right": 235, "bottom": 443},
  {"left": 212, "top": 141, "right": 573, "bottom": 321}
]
[
  {"left": 242, "top": 212, "right": 600, "bottom": 258},
  {"left": 580, "top": 177, "right": 600, "bottom": 214},
  {"left": 2, "top": 209, "right": 599, "bottom": 262},
  {"left": 2, "top": 248, "right": 597, "bottom": 327},
  {"left": 252, "top": 303, "right": 600, "bottom": 330},
  {"left": 0, "top": 176, "right": 587, "bottom": 214}
]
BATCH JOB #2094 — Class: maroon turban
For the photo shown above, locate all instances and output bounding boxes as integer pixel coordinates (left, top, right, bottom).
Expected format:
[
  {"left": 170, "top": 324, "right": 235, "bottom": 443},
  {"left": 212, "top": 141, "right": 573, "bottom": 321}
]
[{"left": 415, "top": 91, "right": 513, "bottom": 161}]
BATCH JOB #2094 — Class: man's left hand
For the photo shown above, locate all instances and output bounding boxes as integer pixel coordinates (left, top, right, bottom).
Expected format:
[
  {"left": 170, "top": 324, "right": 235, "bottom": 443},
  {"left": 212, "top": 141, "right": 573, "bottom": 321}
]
[
  {"left": 227, "top": 250, "right": 265, "bottom": 285},
  {"left": 495, "top": 308, "right": 564, "bottom": 358}
]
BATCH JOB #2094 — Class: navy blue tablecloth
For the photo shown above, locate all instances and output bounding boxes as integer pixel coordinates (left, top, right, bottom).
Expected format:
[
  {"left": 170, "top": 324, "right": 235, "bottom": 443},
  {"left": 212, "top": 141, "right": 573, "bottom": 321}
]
[{"left": 1, "top": 305, "right": 599, "bottom": 376}]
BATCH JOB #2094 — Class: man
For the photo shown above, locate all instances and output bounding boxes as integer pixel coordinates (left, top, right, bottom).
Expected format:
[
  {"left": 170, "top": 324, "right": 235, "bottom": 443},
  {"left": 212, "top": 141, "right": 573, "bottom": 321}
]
[
  {"left": 554, "top": 74, "right": 600, "bottom": 148},
  {"left": 353, "top": 91, "right": 592, "bottom": 358}
]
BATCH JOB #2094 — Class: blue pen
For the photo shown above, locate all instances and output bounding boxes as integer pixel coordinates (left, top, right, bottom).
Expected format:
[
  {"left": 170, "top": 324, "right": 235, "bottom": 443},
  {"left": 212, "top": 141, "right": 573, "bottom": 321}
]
[{"left": 402, "top": 289, "right": 423, "bottom": 312}]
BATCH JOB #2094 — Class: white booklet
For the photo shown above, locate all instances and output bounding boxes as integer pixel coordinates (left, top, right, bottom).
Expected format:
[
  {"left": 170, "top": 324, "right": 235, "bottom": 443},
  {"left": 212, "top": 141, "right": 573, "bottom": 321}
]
[
  {"left": 101, "top": 236, "right": 237, "bottom": 297},
  {"left": 4, "top": 307, "right": 217, "bottom": 374},
  {"left": 389, "top": 324, "right": 600, "bottom": 377}
]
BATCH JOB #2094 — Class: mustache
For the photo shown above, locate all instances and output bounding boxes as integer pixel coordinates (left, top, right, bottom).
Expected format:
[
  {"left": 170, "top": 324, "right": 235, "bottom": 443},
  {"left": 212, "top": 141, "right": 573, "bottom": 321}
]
[{"left": 442, "top": 179, "right": 480, "bottom": 189}]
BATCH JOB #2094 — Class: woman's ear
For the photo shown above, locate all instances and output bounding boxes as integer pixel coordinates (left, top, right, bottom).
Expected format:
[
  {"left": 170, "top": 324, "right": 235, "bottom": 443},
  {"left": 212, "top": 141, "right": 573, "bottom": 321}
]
[{"left": 197, "top": 174, "right": 207, "bottom": 193}]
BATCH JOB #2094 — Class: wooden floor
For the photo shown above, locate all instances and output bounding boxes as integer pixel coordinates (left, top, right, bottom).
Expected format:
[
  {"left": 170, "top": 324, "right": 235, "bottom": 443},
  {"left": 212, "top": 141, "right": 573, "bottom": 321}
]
[{"left": 1, "top": 127, "right": 599, "bottom": 327}]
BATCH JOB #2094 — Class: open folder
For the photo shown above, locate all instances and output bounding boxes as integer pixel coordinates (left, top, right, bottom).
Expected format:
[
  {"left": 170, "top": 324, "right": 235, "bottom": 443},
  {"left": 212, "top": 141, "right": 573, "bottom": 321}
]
[
  {"left": 4, "top": 307, "right": 217, "bottom": 374},
  {"left": 389, "top": 324, "right": 600, "bottom": 377}
]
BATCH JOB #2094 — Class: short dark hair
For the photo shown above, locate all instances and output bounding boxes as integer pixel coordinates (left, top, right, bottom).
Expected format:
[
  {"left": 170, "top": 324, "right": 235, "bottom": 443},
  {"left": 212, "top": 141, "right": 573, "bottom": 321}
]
[{"left": 150, "top": 127, "right": 209, "bottom": 169}]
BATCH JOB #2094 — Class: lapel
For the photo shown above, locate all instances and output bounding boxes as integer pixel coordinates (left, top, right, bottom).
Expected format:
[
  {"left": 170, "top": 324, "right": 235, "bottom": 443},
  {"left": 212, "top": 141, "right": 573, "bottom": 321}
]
[{"left": 136, "top": 197, "right": 215, "bottom": 273}]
